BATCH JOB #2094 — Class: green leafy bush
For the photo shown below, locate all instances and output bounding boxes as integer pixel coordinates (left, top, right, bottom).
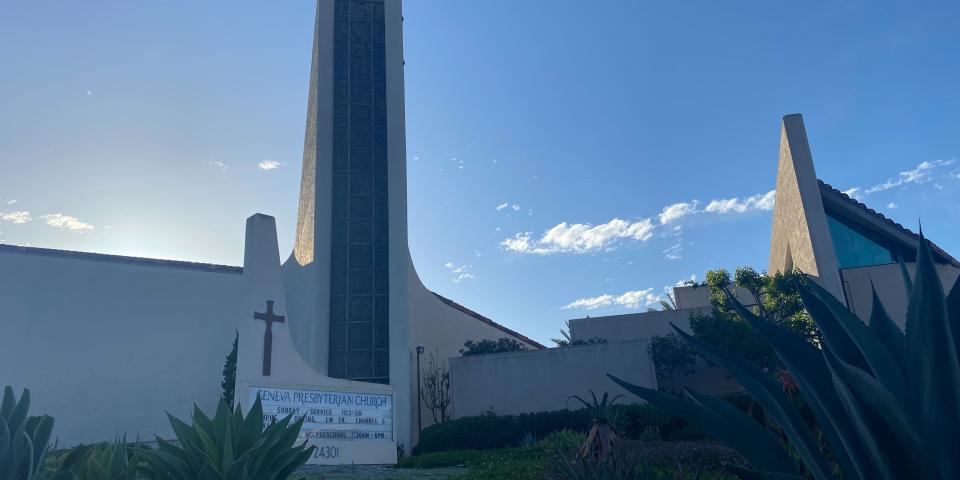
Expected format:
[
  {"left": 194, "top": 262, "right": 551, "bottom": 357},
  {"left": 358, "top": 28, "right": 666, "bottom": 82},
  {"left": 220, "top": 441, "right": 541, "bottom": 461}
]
[
  {"left": 51, "top": 438, "right": 138, "bottom": 480},
  {"left": 414, "top": 403, "right": 712, "bottom": 455},
  {"left": 221, "top": 333, "right": 238, "bottom": 408},
  {"left": 611, "top": 233, "right": 960, "bottom": 479},
  {"left": 137, "top": 396, "right": 314, "bottom": 480},
  {"left": 545, "top": 438, "right": 729, "bottom": 480},
  {"left": 460, "top": 338, "right": 528, "bottom": 356},
  {"left": 415, "top": 408, "right": 590, "bottom": 454}
]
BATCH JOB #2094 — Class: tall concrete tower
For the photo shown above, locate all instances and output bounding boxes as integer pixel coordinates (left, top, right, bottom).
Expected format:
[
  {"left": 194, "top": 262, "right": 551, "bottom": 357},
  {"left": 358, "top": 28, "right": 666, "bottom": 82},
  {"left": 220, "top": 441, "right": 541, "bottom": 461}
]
[
  {"left": 282, "top": 0, "right": 412, "bottom": 444},
  {"left": 275, "top": 0, "right": 541, "bottom": 452}
]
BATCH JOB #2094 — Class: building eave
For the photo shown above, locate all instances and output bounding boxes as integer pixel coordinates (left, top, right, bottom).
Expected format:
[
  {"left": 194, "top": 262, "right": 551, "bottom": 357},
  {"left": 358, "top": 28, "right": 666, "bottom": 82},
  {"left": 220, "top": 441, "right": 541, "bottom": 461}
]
[
  {"left": 430, "top": 293, "right": 547, "bottom": 349},
  {"left": 818, "top": 180, "right": 960, "bottom": 268},
  {"left": 0, "top": 243, "right": 244, "bottom": 274}
]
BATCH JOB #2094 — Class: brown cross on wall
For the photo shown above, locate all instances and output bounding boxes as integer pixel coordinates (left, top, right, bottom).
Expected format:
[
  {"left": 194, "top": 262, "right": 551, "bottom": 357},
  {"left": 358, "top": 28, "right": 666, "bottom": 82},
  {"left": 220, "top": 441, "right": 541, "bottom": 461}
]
[{"left": 253, "top": 300, "right": 285, "bottom": 376}]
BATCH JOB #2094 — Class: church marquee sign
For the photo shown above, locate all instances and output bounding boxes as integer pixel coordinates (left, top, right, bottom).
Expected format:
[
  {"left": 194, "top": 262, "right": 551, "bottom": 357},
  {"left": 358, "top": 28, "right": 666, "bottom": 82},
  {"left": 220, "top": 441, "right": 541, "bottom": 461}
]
[{"left": 250, "top": 386, "right": 395, "bottom": 464}]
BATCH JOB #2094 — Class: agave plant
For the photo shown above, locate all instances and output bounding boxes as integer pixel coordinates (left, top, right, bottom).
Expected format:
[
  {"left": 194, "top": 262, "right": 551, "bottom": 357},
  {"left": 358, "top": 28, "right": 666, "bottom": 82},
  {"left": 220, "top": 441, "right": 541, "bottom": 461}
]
[
  {"left": 1, "top": 387, "right": 56, "bottom": 480},
  {"left": 0, "top": 386, "right": 91, "bottom": 480},
  {"left": 610, "top": 232, "right": 960, "bottom": 479},
  {"left": 138, "top": 396, "right": 314, "bottom": 480},
  {"left": 569, "top": 391, "right": 623, "bottom": 460},
  {"left": 60, "top": 437, "right": 138, "bottom": 480}
]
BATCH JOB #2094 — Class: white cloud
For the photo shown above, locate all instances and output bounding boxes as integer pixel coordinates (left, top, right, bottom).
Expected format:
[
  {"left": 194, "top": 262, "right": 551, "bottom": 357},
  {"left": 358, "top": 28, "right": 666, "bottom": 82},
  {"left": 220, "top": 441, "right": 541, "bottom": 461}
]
[
  {"left": 663, "top": 241, "right": 683, "bottom": 260},
  {"left": 842, "top": 187, "right": 863, "bottom": 200},
  {"left": 443, "top": 262, "right": 474, "bottom": 282},
  {"left": 495, "top": 202, "right": 521, "bottom": 212},
  {"left": 497, "top": 187, "right": 777, "bottom": 257},
  {"left": 658, "top": 201, "right": 699, "bottom": 224},
  {"left": 563, "top": 294, "right": 615, "bottom": 310},
  {"left": 675, "top": 274, "right": 697, "bottom": 287},
  {"left": 40, "top": 213, "right": 94, "bottom": 232},
  {"left": 887, "top": 202, "right": 898, "bottom": 209},
  {"left": 1, "top": 211, "right": 31, "bottom": 224},
  {"left": 209, "top": 161, "right": 228, "bottom": 170},
  {"left": 704, "top": 190, "right": 776, "bottom": 214},
  {"left": 501, "top": 218, "right": 655, "bottom": 255},
  {"left": 562, "top": 288, "right": 660, "bottom": 310},
  {"left": 7, "top": 199, "right": 17, "bottom": 205},
  {"left": 512, "top": 204, "right": 521, "bottom": 211},
  {"left": 863, "top": 159, "right": 955, "bottom": 194},
  {"left": 258, "top": 160, "right": 282, "bottom": 170}
]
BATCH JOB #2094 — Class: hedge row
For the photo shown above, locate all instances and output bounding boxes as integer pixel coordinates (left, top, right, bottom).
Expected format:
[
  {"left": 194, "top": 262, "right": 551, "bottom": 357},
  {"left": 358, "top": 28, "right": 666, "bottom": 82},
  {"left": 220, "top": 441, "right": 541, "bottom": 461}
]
[{"left": 414, "top": 403, "right": 713, "bottom": 455}]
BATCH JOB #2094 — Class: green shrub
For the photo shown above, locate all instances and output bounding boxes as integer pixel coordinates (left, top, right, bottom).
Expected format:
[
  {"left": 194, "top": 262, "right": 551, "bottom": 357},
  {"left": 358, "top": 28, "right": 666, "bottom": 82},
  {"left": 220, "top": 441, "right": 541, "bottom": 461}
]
[
  {"left": 221, "top": 333, "right": 238, "bottom": 408},
  {"left": 611, "top": 233, "right": 960, "bottom": 479},
  {"left": 137, "top": 396, "right": 314, "bottom": 480},
  {"left": 460, "top": 338, "right": 528, "bottom": 356},
  {"left": 539, "top": 430, "right": 587, "bottom": 454},
  {"left": 415, "top": 409, "right": 592, "bottom": 454},
  {"left": 414, "top": 403, "right": 712, "bottom": 455},
  {"left": 51, "top": 438, "right": 139, "bottom": 480}
]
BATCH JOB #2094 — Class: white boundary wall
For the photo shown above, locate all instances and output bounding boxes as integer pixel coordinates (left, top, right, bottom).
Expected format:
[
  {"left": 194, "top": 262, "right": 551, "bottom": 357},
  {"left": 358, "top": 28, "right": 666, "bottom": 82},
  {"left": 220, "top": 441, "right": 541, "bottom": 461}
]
[
  {"left": 0, "top": 247, "right": 243, "bottom": 446},
  {"left": 448, "top": 341, "right": 656, "bottom": 418}
]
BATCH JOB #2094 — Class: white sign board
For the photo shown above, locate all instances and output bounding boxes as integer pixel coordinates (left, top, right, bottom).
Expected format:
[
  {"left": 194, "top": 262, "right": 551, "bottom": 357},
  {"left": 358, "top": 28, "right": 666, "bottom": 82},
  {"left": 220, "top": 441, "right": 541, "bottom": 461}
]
[{"left": 250, "top": 386, "right": 396, "bottom": 465}]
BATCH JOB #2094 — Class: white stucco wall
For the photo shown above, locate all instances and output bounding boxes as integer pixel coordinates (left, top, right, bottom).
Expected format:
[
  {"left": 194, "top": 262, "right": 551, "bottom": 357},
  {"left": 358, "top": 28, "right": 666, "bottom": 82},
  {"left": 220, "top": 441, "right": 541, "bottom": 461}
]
[
  {"left": 448, "top": 341, "right": 656, "bottom": 418},
  {"left": 568, "top": 309, "right": 699, "bottom": 343},
  {"left": 840, "top": 262, "right": 960, "bottom": 328},
  {"left": 567, "top": 308, "right": 742, "bottom": 396},
  {"left": 406, "top": 265, "right": 542, "bottom": 443},
  {"left": 673, "top": 285, "right": 757, "bottom": 311},
  {"left": 0, "top": 246, "right": 243, "bottom": 446}
]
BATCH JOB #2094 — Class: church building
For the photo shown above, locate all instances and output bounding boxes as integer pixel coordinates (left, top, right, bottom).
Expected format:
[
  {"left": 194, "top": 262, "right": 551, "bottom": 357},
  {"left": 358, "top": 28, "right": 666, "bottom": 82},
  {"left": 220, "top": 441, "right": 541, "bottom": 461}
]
[
  {"left": 3, "top": 0, "right": 958, "bottom": 467},
  {"left": 0, "top": 0, "right": 541, "bottom": 464}
]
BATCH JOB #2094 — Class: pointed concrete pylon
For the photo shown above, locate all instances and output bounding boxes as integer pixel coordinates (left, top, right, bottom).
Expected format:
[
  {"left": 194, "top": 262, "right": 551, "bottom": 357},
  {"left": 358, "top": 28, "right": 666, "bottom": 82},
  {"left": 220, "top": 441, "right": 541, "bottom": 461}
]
[{"left": 768, "top": 114, "right": 844, "bottom": 300}]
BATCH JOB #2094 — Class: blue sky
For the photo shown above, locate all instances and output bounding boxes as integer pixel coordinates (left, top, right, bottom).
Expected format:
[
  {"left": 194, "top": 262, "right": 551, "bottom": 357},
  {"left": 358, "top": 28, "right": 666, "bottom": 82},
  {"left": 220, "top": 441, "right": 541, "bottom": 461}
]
[{"left": 2, "top": 0, "right": 959, "bottom": 345}]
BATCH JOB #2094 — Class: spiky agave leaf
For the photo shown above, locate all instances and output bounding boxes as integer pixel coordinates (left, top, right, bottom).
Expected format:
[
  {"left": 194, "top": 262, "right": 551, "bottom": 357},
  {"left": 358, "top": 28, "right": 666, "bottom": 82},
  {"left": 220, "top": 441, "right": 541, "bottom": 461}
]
[
  {"left": 666, "top": 325, "right": 834, "bottom": 480},
  {"left": 724, "top": 293, "right": 868, "bottom": 478},
  {"left": 607, "top": 375, "right": 799, "bottom": 475},
  {"left": 795, "top": 276, "right": 910, "bottom": 405},
  {"left": 948, "top": 275, "right": 960, "bottom": 375},
  {"left": 906, "top": 233, "right": 960, "bottom": 479},
  {"left": 867, "top": 285, "right": 907, "bottom": 378},
  {"left": 822, "top": 348, "right": 937, "bottom": 479},
  {"left": 0, "top": 387, "right": 58, "bottom": 480},
  {"left": 139, "top": 396, "right": 314, "bottom": 480}
]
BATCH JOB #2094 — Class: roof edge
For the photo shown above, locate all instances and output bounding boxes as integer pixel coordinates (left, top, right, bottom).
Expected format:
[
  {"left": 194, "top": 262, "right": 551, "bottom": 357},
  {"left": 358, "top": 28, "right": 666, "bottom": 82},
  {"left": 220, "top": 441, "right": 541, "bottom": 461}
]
[
  {"left": 430, "top": 292, "right": 547, "bottom": 349},
  {"left": 817, "top": 180, "right": 960, "bottom": 268},
  {"left": 0, "top": 243, "right": 243, "bottom": 274}
]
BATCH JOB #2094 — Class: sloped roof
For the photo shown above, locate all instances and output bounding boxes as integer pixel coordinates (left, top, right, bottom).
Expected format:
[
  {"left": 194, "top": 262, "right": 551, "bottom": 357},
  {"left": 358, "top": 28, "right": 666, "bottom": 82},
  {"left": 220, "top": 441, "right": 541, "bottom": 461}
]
[
  {"left": 817, "top": 180, "right": 960, "bottom": 268},
  {"left": 431, "top": 293, "right": 547, "bottom": 349},
  {"left": 0, "top": 243, "right": 244, "bottom": 274},
  {"left": 1, "top": 243, "right": 546, "bottom": 348}
]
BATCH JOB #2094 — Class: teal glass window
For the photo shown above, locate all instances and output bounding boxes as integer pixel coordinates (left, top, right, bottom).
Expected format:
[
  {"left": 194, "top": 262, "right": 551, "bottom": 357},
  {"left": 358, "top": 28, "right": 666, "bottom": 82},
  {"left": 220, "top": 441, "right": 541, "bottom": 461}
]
[
  {"left": 329, "top": 0, "right": 388, "bottom": 385},
  {"left": 826, "top": 214, "right": 893, "bottom": 269}
]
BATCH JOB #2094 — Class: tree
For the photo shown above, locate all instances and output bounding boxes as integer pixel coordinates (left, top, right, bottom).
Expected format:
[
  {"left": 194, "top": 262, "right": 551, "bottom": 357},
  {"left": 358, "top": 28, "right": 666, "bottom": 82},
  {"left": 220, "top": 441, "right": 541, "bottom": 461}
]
[
  {"left": 420, "top": 352, "right": 451, "bottom": 424},
  {"left": 689, "top": 267, "right": 816, "bottom": 368},
  {"left": 221, "top": 333, "right": 238, "bottom": 407},
  {"left": 552, "top": 319, "right": 608, "bottom": 347},
  {"left": 647, "top": 292, "right": 678, "bottom": 312},
  {"left": 460, "top": 337, "right": 527, "bottom": 356},
  {"left": 647, "top": 332, "right": 698, "bottom": 391}
]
